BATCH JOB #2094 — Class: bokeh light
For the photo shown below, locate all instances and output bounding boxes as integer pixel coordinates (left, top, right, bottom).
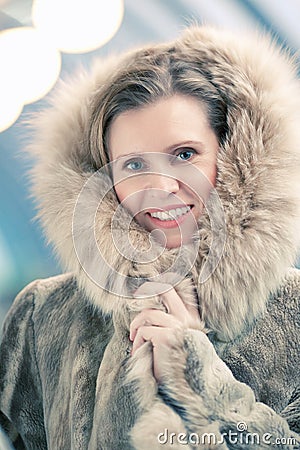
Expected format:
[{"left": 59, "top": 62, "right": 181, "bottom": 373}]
[
  {"left": 0, "top": 27, "right": 61, "bottom": 132},
  {"left": 0, "top": 1, "right": 124, "bottom": 132},
  {"left": 0, "top": 86, "right": 23, "bottom": 132},
  {"left": 32, "top": 0, "right": 124, "bottom": 53}
]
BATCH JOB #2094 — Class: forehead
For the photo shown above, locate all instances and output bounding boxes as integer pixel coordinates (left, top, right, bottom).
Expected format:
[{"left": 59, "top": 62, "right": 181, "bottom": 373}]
[{"left": 108, "top": 94, "right": 211, "bottom": 160}]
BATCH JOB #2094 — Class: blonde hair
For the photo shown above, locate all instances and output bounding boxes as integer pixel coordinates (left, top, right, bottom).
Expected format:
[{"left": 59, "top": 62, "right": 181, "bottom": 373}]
[{"left": 88, "top": 41, "right": 228, "bottom": 169}]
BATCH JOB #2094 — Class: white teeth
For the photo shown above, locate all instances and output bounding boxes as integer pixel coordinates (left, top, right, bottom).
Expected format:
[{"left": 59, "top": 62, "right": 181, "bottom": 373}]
[
  {"left": 150, "top": 206, "right": 191, "bottom": 221},
  {"left": 161, "top": 211, "right": 169, "bottom": 220}
]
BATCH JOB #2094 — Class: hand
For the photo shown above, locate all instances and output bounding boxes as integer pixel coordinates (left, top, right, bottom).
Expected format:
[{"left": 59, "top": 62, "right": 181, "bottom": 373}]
[{"left": 129, "top": 281, "right": 202, "bottom": 381}]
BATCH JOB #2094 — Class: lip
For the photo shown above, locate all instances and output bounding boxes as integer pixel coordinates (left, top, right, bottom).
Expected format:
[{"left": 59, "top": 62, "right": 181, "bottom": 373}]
[{"left": 145, "top": 205, "right": 193, "bottom": 229}]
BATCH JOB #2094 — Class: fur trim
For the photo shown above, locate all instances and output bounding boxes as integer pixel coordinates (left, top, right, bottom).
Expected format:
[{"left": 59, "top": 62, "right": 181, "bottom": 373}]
[{"left": 27, "top": 26, "right": 300, "bottom": 340}]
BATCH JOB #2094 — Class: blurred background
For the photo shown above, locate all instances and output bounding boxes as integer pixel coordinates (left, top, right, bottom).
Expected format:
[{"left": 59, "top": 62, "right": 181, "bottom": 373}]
[{"left": 0, "top": 0, "right": 300, "bottom": 328}]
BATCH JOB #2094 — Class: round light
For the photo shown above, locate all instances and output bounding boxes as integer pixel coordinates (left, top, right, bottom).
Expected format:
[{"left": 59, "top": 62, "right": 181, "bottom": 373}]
[
  {"left": 0, "top": 27, "right": 61, "bottom": 132},
  {"left": 0, "top": 86, "right": 23, "bottom": 132},
  {"left": 32, "top": 0, "right": 124, "bottom": 54}
]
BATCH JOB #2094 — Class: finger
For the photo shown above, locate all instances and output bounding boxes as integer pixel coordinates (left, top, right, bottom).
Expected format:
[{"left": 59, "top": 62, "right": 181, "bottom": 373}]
[
  {"left": 130, "top": 309, "right": 180, "bottom": 341},
  {"left": 159, "top": 288, "right": 188, "bottom": 317},
  {"left": 134, "top": 281, "right": 201, "bottom": 328},
  {"left": 135, "top": 281, "right": 187, "bottom": 316},
  {"left": 183, "top": 300, "right": 201, "bottom": 322},
  {"left": 134, "top": 281, "right": 173, "bottom": 298},
  {"left": 159, "top": 290, "right": 202, "bottom": 330},
  {"left": 131, "top": 325, "right": 171, "bottom": 356},
  {"left": 131, "top": 327, "right": 178, "bottom": 381},
  {"left": 131, "top": 326, "right": 148, "bottom": 355}
]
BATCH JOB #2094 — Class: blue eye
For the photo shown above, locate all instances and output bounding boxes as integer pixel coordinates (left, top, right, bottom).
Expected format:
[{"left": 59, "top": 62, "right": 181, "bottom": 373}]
[
  {"left": 125, "top": 159, "right": 144, "bottom": 171},
  {"left": 176, "top": 149, "right": 195, "bottom": 161}
]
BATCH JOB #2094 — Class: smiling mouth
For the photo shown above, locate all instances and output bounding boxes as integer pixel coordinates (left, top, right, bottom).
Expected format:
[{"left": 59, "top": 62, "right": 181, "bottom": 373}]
[{"left": 147, "top": 205, "right": 192, "bottom": 221}]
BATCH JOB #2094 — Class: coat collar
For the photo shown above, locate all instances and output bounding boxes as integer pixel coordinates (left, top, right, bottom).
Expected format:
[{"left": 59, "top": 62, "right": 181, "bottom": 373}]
[{"left": 28, "top": 26, "right": 300, "bottom": 341}]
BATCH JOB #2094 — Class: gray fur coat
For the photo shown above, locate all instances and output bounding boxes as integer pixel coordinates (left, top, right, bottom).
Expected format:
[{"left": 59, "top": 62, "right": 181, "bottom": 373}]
[{"left": 1, "top": 26, "right": 300, "bottom": 449}]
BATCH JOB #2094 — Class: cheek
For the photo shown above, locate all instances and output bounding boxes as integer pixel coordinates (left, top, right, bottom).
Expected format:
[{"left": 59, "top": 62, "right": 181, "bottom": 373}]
[
  {"left": 113, "top": 179, "right": 145, "bottom": 216},
  {"left": 114, "top": 182, "right": 127, "bottom": 203},
  {"left": 114, "top": 178, "right": 138, "bottom": 203},
  {"left": 196, "top": 160, "right": 217, "bottom": 188},
  {"left": 187, "top": 162, "right": 217, "bottom": 206},
  {"left": 208, "top": 165, "right": 217, "bottom": 187}
]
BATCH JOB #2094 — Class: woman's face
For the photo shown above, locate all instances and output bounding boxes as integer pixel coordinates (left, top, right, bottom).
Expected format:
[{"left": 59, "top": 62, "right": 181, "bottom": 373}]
[{"left": 108, "top": 94, "right": 219, "bottom": 249}]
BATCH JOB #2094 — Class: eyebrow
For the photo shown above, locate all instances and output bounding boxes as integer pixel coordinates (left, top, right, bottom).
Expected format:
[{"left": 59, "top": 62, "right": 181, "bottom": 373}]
[
  {"left": 166, "top": 140, "right": 205, "bottom": 152},
  {"left": 112, "top": 140, "right": 205, "bottom": 161}
]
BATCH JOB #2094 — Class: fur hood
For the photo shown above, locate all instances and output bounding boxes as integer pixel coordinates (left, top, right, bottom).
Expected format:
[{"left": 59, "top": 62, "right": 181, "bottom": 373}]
[{"left": 27, "top": 26, "right": 300, "bottom": 341}]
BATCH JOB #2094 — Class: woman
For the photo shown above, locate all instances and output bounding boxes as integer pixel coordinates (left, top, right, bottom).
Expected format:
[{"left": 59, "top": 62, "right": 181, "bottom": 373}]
[{"left": 0, "top": 26, "right": 300, "bottom": 449}]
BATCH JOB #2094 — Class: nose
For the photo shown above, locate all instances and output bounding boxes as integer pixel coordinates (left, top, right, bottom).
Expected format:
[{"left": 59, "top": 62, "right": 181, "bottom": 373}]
[{"left": 145, "top": 173, "right": 180, "bottom": 194}]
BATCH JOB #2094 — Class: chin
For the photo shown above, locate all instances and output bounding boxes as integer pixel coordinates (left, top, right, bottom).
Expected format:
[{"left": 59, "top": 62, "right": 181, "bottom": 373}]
[
  {"left": 165, "top": 237, "right": 182, "bottom": 249},
  {"left": 160, "top": 233, "right": 191, "bottom": 249}
]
